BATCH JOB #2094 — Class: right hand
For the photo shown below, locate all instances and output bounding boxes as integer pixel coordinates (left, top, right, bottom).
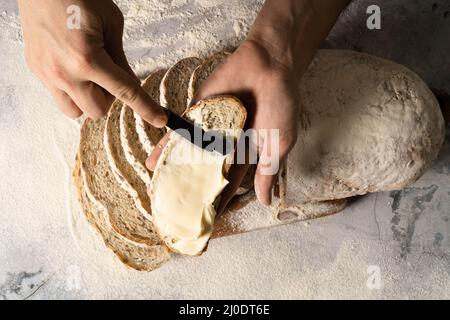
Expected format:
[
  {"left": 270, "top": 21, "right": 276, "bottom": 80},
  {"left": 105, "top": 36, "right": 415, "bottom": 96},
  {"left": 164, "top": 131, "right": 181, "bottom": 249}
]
[{"left": 18, "top": 0, "right": 167, "bottom": 127}]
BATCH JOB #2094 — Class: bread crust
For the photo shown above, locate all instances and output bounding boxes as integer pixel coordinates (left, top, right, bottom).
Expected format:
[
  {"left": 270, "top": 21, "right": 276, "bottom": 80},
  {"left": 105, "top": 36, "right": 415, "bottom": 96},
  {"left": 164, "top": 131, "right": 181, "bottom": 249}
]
[
  {"left": 79, "top": 117, "right": 158, "bottom": 244},
  {"left": 104, "top": 101, "right": 153, "bottom": 220},
  {"left": 72, "top": 119, "right": 170, "bottom": 271},
  {"left": 160, "top": 57, "right": 202, "bottom": 115},
  {"left": 134, "top": 69, "right": 167, "bottom": 156},
  {"left": 187, "top": 51, "right": 231, "bottom": 104}
]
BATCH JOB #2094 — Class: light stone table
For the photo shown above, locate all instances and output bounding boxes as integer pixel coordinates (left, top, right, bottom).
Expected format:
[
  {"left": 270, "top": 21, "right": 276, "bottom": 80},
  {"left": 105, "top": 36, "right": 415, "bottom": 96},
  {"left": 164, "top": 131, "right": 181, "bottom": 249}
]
[{"left": 0, "top": 0, "right": 448, "bottom": 299}]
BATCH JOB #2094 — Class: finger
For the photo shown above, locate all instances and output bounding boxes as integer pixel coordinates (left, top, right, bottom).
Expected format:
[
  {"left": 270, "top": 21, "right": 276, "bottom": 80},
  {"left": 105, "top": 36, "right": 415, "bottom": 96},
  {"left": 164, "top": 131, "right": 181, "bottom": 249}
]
[
  {"left": 254, "top": 168, "right": 277, "bottom": 207},
  {"left": 87, "top": 51, "right": 167, "bottom": 127},
  {"left": 217, "top": 136, "right": 257, "bottom": 214},
  {"left": 217, "top": 163, "right": 251, "bottom": 215},
  {"left": 254, "top": 134, "right": 291, "bottom": 206},
  {"left": 68, "top": 81, "right": 114, "bottom": 120},
  {"left": 48, "top": 87, "right": 83, "bottom": 119},
  {"left": 146, "top": 132, "right": 172, "bottom": 171}
]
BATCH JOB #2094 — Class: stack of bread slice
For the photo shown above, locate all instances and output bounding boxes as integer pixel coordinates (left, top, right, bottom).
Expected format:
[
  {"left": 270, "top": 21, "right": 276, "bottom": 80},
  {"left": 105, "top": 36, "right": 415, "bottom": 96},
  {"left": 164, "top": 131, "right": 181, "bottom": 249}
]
[{"left": 73, "top": 50, "right": 445, "bottom": 271}]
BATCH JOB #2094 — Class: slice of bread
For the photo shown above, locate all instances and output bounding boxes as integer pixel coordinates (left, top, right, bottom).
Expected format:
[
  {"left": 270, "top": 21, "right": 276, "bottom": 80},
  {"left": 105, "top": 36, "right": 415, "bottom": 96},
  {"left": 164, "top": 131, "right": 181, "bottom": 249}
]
[
  {"left": 185, "top": 95, "right": 247, "bottom": 173},
  {"left": 78, "top": 116, "right": 163, "bottom": 245},
  {"left": 120, "top": 106, "right": 156, "bottom": 187},
  {"left": 73, "top": 157, "right": 169, "bottom": 271},
  {"left": 160, "top": 57, "right": 202, "bottom": 116},
  {"left": 121, "top": 71, "right": 166, "bottom": 188},
  {"left": 187, "top": 51, "right": 230, "bottom": 104},
  {"left": 134, "top": 69, "right": 167, "bottom": 156},
  {"left": 104, "top": 101, "right": 152, "bottom": 220},
  {"left": 185, "top": 95, "right": 246, "bottom": 137},
  {"left": 150, "top": 95, "right": 247, "bottom": 255}
]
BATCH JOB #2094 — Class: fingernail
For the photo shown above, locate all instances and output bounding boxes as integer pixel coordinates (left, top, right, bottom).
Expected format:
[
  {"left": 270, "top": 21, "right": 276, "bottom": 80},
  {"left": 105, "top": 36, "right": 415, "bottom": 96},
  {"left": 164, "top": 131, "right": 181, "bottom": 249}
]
[
  {"left": 155, "top": 109, "right": 169, "bottom": 128},
  {"left": 145, "top": 156, "right": 152, "bottom": 169}
]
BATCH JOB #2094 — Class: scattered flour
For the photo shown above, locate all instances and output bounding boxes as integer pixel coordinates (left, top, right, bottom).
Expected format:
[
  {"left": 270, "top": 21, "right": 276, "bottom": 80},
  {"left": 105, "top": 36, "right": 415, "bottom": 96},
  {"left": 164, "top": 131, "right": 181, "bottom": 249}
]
[
  {"left": 118, "top": 0, "right": 261, "bottom": 76},
  {"left": 0, "top": 0, "right": 448, "bottom": 299}
]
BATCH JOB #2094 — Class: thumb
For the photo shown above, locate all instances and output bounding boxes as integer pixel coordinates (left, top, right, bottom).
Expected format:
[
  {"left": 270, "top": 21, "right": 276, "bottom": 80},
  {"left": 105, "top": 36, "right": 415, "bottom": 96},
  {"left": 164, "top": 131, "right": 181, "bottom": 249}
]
[
  {"left": 254, "top": 130, "right": 288, "bottom": 206},
  {"left": 254, "top": 167, "right": 277, "bottom": 207},
  {"left": 87, "top": 51, "right": 167, "bottom": 128}
]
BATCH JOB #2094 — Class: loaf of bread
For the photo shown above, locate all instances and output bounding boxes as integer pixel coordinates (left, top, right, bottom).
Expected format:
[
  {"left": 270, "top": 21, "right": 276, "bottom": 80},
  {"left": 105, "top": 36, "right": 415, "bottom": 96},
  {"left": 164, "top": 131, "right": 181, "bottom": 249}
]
[{"left": 277, "top": 50, "right": 445, "bottom": 220}]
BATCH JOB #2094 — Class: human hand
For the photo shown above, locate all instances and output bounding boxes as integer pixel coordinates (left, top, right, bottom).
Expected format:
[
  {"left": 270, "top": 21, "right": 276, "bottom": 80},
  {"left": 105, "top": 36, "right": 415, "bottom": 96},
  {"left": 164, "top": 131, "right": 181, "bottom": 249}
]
[
  {"left": 146, "top": 0, "right": 349, "bottom": 211},
  {"left": 147, "top": 40, "right": 300, "bottom": 210},
  {"left": 18, "top": 0, "right": 167, "bottom": 126},
  {"left": 194, "top": 40, "right": 299, "bottom": 209}
]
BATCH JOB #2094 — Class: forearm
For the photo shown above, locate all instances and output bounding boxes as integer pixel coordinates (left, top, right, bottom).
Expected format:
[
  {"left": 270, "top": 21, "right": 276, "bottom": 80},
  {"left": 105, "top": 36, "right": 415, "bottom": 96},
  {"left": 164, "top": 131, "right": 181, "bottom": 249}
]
[{"left": 248, "top": 0, "right": 350, "bottom": 80}]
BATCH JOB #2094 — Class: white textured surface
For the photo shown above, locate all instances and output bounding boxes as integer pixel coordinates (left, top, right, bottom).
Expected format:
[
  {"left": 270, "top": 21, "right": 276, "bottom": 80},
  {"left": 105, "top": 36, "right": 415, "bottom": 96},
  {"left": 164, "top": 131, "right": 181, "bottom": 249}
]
[{"left": 0, "top": 0, "right": 449, "bottom": 299}]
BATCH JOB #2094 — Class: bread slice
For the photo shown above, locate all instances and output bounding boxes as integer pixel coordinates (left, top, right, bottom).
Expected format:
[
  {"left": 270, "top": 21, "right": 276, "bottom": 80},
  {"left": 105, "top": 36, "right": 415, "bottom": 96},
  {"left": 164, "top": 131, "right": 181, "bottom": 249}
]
[
  {"left": 104, "top": 101, "right": 152, "bottom": 220},
  {"left": 134, "top": 69, "right": 167, "bottom": 156},
  {"left": 78, "top": 116, "right": 165, "bottom": 246},
  {"left": 160, "top": 57, "right": 202, "bottom": 115},
  {"left": 185, "top": 95, "right": 246, "bottom": 136},
  {"left": 186, "top": 95, "right": 247, "bottom": 175},
  {"left": 187, "top": 51, "right": 230, "bottom": 104},
  {"left": 73, "top": 157, "right": 169, "bottom": 271},
  {"left": 121, "top": 71, "right": 166, "bottom": 188},
  {"left": 150, "top": 95, "right": 247, "bottom": 255},
  {"left": 120, "top": 106, "right": 154, "bottom": 187}
]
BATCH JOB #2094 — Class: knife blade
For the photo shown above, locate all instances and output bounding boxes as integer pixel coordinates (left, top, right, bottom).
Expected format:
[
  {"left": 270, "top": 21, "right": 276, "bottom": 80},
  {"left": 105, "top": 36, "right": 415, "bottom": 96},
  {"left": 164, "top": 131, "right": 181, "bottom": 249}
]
[{"left": 165, "top": 109, "right": 234, "bottom": 156}]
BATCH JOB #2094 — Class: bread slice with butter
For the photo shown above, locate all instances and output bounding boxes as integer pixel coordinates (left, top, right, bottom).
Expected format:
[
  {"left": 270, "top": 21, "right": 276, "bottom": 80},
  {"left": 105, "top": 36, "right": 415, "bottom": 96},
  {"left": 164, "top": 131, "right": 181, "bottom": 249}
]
[{"left": 149, "top": 95, "right": 247, "bottom": 255}]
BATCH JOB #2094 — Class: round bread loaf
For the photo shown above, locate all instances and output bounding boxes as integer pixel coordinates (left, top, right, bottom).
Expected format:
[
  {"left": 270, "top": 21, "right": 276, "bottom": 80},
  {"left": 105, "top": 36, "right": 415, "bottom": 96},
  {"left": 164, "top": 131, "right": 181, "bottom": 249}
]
[{"left": 283, "top": 50, "right": 445, "bottom": 206}]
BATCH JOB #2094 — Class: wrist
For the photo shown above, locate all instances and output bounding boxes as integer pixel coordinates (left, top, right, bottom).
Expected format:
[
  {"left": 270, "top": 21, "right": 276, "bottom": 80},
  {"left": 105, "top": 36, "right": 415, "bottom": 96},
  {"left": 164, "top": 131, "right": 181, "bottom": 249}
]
[
  {"left": 247, "top": 0, "right": 349, "bottom": 83},
  {"left": 246, "top": 28, "right": 295, "bottom": 71},
  {"left": 239, "top": 38, "right": 301, "bottom": 89},
  {"left": 246, "top": 0, "right": 316, "bottom": 77}
]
